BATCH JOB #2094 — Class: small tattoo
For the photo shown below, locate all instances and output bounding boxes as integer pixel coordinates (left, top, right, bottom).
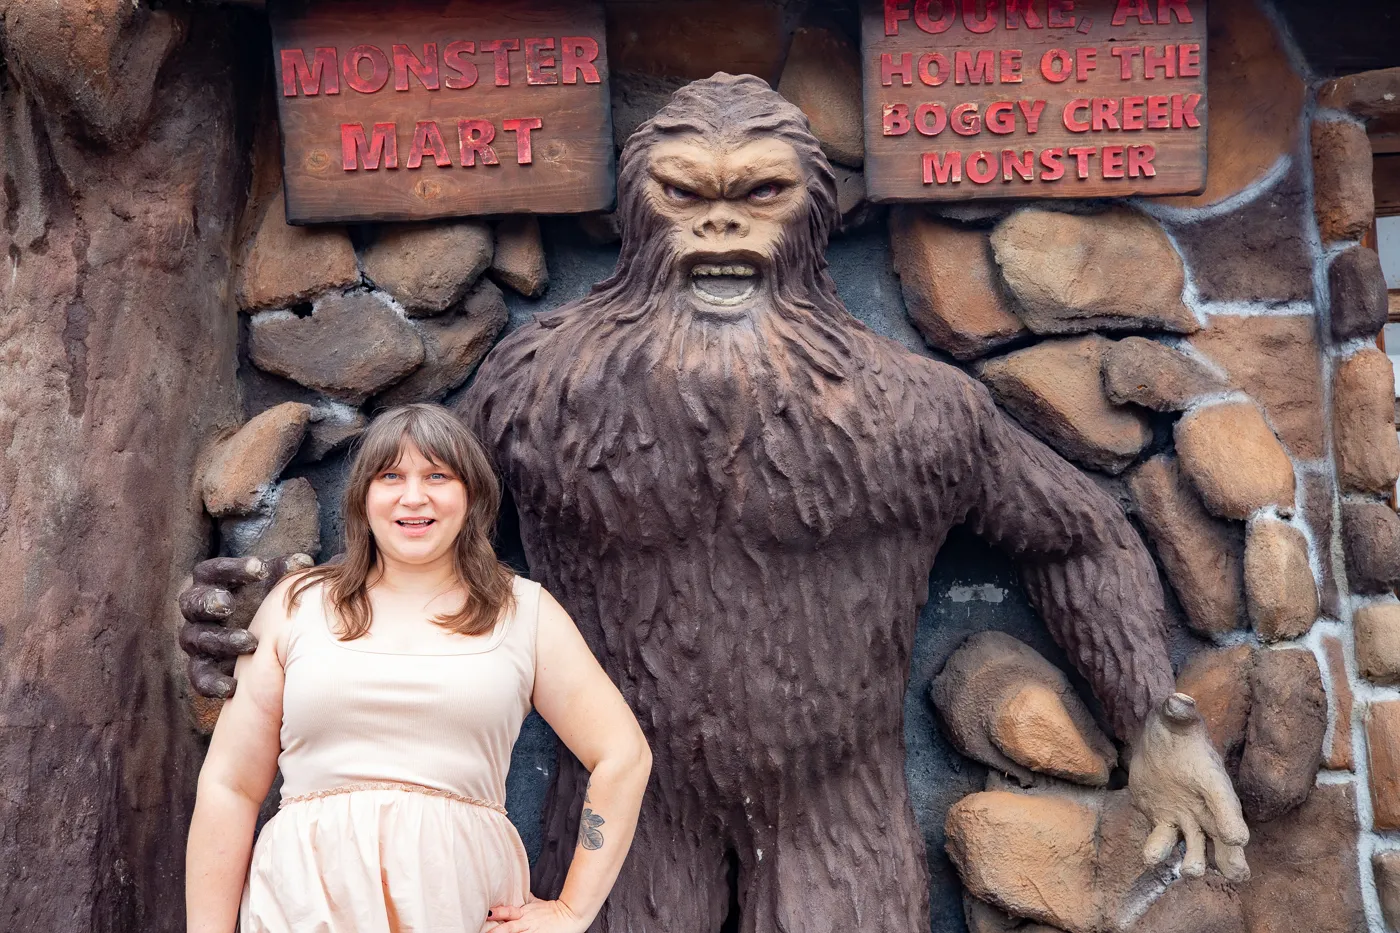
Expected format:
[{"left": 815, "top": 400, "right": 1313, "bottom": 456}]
[
  {"left": 578, "top": 808, "right": 606, "bottom": 850},
  {"left": 584, "top": 777, "right": 593, "bottom": 804}
]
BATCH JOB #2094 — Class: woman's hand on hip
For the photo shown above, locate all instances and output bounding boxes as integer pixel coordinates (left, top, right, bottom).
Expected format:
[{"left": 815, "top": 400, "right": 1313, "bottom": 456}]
[{"left": 488, "top": 899, "right": 589, "bottom": 933}]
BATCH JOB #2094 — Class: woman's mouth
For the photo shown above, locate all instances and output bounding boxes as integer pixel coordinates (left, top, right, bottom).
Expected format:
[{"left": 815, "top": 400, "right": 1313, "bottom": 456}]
[{"left": 395, "top": 518, "right": 435, "bottom": 537}]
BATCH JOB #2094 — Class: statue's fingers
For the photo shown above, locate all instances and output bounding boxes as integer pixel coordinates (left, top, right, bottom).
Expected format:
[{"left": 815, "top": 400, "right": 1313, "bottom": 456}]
[
  {"left": 1180, "top": 815, "right": 1206, "bottom": 878},
  {"left": 1200, "top": 772, "right": 1249, "bottom": 848},
  {"left": 194, "top": 556, "right": 269, "bottom": 588},
  {"left": 1214, "top": 842, "right": 1250, "bottom": 883},
  {"left": 179, "top": 585, "right": 234, "bottom": 624},
  {"left": 1143, "top": 820, "right": 1178, "bottom": 865},
  {"left": 179, "top": 622, "right": 257, "bottom": 659},
  {"left": 267, "top": 553, "right": 314, "bottom": 584},
  {"left": 187, "top": 657, "right": 237, "bottom": 699}
]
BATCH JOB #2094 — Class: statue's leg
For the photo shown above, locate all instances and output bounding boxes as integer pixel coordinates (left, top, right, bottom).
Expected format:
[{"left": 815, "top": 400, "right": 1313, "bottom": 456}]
[{"left": 736, "top": 757, "right": 930, "bottom": 933}]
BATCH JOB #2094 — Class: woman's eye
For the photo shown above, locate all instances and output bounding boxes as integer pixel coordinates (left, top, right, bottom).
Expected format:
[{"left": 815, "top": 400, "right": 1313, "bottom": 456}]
[
  {"left": 382, "top": 472, "right": 401, "bottom": 481},
  {"left": 429, "top": 473, "right": 448, "bottom": 481},
  {"left": 748, "top": 183, "right": 781, "bottom": 202},
  {"left": 664, "top": 184, "right": 699, "bottom": 202}
]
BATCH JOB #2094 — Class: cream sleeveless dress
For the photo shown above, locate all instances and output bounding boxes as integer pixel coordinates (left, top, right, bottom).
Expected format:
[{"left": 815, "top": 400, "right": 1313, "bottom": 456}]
[{"left": 239, "top": 576, "right": 540, "bottom": 933}]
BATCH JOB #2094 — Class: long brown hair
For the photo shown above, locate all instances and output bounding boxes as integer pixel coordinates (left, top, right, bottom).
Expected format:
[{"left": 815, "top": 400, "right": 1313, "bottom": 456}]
[{"left": 287, "top": 403, "right": 516, "bottom": 638}]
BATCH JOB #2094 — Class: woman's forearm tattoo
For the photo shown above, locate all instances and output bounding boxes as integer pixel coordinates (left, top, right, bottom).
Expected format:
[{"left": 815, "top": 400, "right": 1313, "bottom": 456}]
[{"left": 579, "top": 777, "right": 606, "bottom": 850}]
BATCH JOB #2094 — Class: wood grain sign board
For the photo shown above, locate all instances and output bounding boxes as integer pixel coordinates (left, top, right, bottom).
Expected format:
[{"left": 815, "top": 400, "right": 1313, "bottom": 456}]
[
  {"left": 269, "top": 0, "right": 614, "bottom": 224},
  {"left": 861, "top": 0, "right": 1207, "bottom": 201}
]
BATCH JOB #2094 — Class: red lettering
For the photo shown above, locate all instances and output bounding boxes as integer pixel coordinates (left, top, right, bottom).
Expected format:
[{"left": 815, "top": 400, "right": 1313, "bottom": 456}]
[
  {"left": 886, "top": 0, "right": 912, "bottom": 34},
  {"left": 952, "top": 102, "right": 982, "bottom": 135},
  {"left": 955, "top": 49, "right": 995, "bottom": 84},
  {"left": 1040, "top": 147, "right": 1066, "bottom": 180},
  {"left": 967, "top": 150, "right": 998, "bottom": 183},
  {"left": 1121, "top": 96, "right": 1145, "bottom": 129},
  {"left": 914, "top": 0, "right": 956, "bottom": 32},
  {"left": 919, "top": 52, "right": 950, "bottom": 85},
  {"left": 1172, "top": 93, "right": 1202, "bottom": 128},
  {"left": 1146, "top": 95, "right": 1170, "bottom": 128},
  {"left": 443, "top": 41, "right": 478, "bottom": 89},
  {"left": 882, "top": 52, "right": 914, "bottom": 86},
  {"left": 986, "top": 101, "right": 1016, "bottom": 133},
  {"left": 393, "top": 43, "right": 439, "bottom": 92},
  {"left": 914, "top": 103, "right": 947, "bottom": 135},
  {"left": 1001, "top": 49, "right": 1023, "bottom": 82},
  {"left": 1068, "top": 145, "right": 1095, "bottom": 179},
  {"left": 1102, "top": 145, "right": 1125, "bottom": 178},
  {"left": 923, "top": 151, "right": 963, "bottom": 184},
  {"left": 1144, "top": 44, "right": 1176, "bottom": 78},
  {"left": 1002, "top": 149, "right": 1035, "bottom": 181},
  {"left": 1075, "top": 47, "right": 1096, "bottom": 80},
  {"left": 1112, "top": 0, "right": 1155, "bottom": 25},
  {"left": 1005, "top": 0, "right": 1043, "bottom": 28},
  {"left": 1111, "top": 46, "right": 1140, "bottom": 79},
  {"left": 1092, "top": 97, "right": 1121, "bottom": 130},
  {"left": 525, "top": 38, "right": 559, "bottom": 85},
  {"left": 962, "top": 0, "right": 999, "bottom": 33},
  {"left": 884, "top": 103, "right": 912, "bottom": 135},
  {"left": 1178, "top": 43, "right": 1201, "bottom": 77},
  {"left": 1128, "top": 144, "right": 1157, "bottom": 177},
  {"left": 457, "top": 119, "right": 500, "bottom": 166},
  {"left": 344, "top": 45, "right": 390, "bottom": 94},
  {"left": 1041, "top": 48, "right": 1073, "bottom": 82},
  {"left": 1018, "top": 99, "right": 1047, "bottom": 132},
  {"left": 482, "top": 39, "right": 520, "bottom": 86},
  {"left": 503, "top": 117, "right": 543, "bottom": 164},
  {"left": 1157, "top": 0, "right": 1192, "bottom": 23},
  {"left": 1064, "top": 99, "right": 1090, "bottom": 132},
  {"left": 281, "top": 48, "right": 339, "bottom": 97},
  {"left": 407, "top": 121, "right": 451, "bottom": 168},
  {"left": 341, "top": 122, "right": 397, "bottom": 170},
  {"left": 561, "top": 37, "right": 601, "bottom": 84},
  {"left": 1047, "top": 0, "right": 1076, "bottom": 27}
]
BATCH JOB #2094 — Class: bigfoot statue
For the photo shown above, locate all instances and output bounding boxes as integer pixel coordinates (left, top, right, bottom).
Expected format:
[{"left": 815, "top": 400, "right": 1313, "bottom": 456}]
[{"left": 186, "top": 75, "right": 1246, "bottom": 931}]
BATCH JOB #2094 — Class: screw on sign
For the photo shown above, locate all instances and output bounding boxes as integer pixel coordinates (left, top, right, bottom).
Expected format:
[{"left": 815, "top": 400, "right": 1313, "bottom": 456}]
[
  {"left": 270, "top": 0, "right": 614, "bottom": 223},
  {"left": 860, "top": 0, "right": 1208, "bottom": 201}
]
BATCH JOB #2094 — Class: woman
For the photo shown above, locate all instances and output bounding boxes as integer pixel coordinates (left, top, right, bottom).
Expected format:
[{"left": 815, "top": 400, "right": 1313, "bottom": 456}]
[{"left": 186, "top": 403, "right": 652, "bottom": 933}]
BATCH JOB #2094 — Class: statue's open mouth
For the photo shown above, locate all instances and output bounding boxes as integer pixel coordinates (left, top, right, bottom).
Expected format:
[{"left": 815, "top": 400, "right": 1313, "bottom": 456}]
[{"left": 690, "top": 263, "right": 758, "bottom": 307}]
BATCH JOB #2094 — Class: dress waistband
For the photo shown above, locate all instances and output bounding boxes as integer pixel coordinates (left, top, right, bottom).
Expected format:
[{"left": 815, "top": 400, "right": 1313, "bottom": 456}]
[{"left": 279, "top": 781, "right": 508, "bottom": 816}]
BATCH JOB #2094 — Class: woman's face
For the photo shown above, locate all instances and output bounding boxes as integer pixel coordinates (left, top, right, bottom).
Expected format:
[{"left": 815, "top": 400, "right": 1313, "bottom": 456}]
[{"left": 365, "top": 441, "right": 469, "bottom": 568}]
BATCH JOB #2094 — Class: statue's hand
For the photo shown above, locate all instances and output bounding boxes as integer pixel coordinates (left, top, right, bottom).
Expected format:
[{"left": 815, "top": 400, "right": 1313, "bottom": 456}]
[
  {"left": 178, "top": 554, "right": 313, "bottom": 699},
  {"left": 1129, "top": 693, "right": 1250, "bottom": 882}
]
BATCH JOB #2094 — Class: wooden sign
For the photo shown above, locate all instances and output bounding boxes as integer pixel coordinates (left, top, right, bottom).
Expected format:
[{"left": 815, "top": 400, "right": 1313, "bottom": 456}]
[
  {"left": 861, "top": 0, "right": 1208, "bottom": 201},
  {"left": 270, "top": 0, "right": 614, "bottom": 224}
]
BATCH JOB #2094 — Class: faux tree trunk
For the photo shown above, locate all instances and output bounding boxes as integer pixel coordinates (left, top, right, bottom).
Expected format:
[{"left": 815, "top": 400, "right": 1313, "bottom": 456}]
[{"left": 0, "top": 4, "right": 255, "bottom": 928}]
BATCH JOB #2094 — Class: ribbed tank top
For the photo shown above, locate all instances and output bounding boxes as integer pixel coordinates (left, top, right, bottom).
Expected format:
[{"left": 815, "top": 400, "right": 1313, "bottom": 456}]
[{"left": 277, "top": 576, "right": 541, "bottom": 807}]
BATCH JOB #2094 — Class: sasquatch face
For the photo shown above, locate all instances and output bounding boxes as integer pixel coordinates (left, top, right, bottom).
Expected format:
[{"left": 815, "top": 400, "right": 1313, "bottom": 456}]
[{"left": 643, "top": 135, "right": 807, "bottom": 322}]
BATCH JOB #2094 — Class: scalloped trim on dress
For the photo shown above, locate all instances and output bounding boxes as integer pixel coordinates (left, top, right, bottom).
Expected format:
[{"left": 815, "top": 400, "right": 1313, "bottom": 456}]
[{"left": 279, "top": 781, "right": 508, "bottom": 816}]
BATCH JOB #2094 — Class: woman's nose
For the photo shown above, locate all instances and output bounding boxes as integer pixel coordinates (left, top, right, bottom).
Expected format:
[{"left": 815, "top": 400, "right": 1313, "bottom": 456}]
[{"left": 400, "top": 478, "right": 429, "bottom": 505}]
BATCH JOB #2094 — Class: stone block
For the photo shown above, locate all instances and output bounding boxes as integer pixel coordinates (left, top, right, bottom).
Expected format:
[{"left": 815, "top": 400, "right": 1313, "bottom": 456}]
[
  {"left": 1135, "top": 876, "right": 1246, "bottom": 933},
  {"left": 1243, "top": 517, "right": 1318, "bottom": 641},
  {"left": 1102, "top": 338, "right": 1230, "bottom": 413},
  {"left": 605, "top": 0, "right": 794, "bottom": 84},
  {"left": 932, "top": 632, "right": 1116, "bottom": 788},
  {"left": 1313, "top": 118, "right": 1375, "bottom": 244},
  {"left": 889, "top": 208, "right": 1027, "bottom": 360},
  {"left": 202, "top": 402, "right": 312, "bottom": 518},
  {"left": 1157, "top": 0, "right": 1305, "bottom": 208},
  {"left": 1175, "top": 401, "right": 1296, "bottom": 519},
  {"left": 1188, "top": 315, "right": 1324, "bottom": 460},
  {"left": 377, "top": 280, "right": 509, "bottom": 406},
  {"left": 1370, "top": 701, "right": 1400, "bottom": 830},
  {"left": 1238, "top": 648, "right": 1326, "bottom": 822},
  {"left": 1300, "top": 470, "right": 1343, "bottom": 618},
  {"left": 777, "top": 26, "right": 862, "bottom": 167},
  {"left": 1341, "top": 500, "right": 1400, "bottom": 594},
  {"left": 1356, "top": 603, "right": 1400, "bottom": 685},
  {"left": 833, "top": 166, "right": 875, "bottom": 233},
  {"left": 361, "top": 221, "right": 493, "bottom": 315},
  {"left": 989, "top": 209, "right": 1197, "bottom": 336},
  {"left": 1129, "top": 455, "right": 1247, "bottom": 638},
  {"left": 611, "top": 71, "right": 688, "bottom": 147},
  {"left": 295, "top": 407, "right": 367, "bottom": 465},
  {"left": 1176, "top": 644, "right": 1256, "bottom": 770},
  {"left": 1321, "top": 635, "right": 1356, "bottom": 771},
  {"left": 1334, "top": 348, "right": 1400, "bottom": 495},
  {"left": 220, "top": 477, "right": 320, "bottom": 559},
  {"left": 1374, "top": 850, "right": 1400, "bottom": 933},
  {"left": 235, "top": 191, "right": 359, "bottom": 312},
  {"left": 1328, "top": 246, "right": 1388, "bottom": 341},
  {"left": 979, "top": 336, "right": 1151, "bottom": 475},
  {"left": 490, "top": 216, "right": 548, "bottom": 298},
  {"left": 1318, "top": 68, "right": 1400, "bottom": 122},
  {"left": 1237, "top": 783, "right": 1365, "bottom": 933},
  {"left": 249, "top": 290, "right": 425, "bottom": 405}
]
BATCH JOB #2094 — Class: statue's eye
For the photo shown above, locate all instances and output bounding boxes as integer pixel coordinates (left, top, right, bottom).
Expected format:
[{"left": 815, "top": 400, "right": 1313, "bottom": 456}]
[
  {"left": 747, "top": 183, "right": 782, "bottom": 202},
  {"left": 664, "top": 184, "right": 700, "bottom": 202}
]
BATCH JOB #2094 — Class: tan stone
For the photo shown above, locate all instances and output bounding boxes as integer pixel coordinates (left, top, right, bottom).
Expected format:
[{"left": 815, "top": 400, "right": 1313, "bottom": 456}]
[
  {"left": 1243, "top": 517, "right": 1318, "bottom": 641},
  {"left": 777, "top": 26, "right": 862, "bottom": 168},
  {"left": 1321, "top": 636, "right": 1355, "bottom": 771},
  {"left": 1238, "top": 783, "right": 1365, "bottom": 933},
  {"left": 1328, "top": 246, "right": 1388, "bottom": 341},
  {"left": 889, "top": 209, "right": 1027, "bottom": 360},
  {"left": 1356, "top": 603, "right": 1400, "bottom": 686},
  {"left": 833, "top": 166, "right": 873, "bottom": 232},
  {"left": 1374, "top": 850, "right": 1400, "bottom": 933},
  {"left": 1135, "top": 876, "right": 1246, "bottom": 933},
  {"left": 235, "top": 191, "right": 359, "bottom": 312},
  {"left": 1334, "top": 348, "right": 1400, "bottom": 495},
  {"left": 1370, "top": 701, "right": 1400, "bottom": 830},
  {"left": 1188, "top": 315, "right": 1324, "bottom": 460},
  {"left": 1313, "top": 118, "right": 1375, "bottom": 244},
  {"left": 932, "top": 632, "right": 1116, "bottom": 788},
  {"left": 1129, "top": 455, "right": 1247, "bottom": 638},
  {"left": 1239, "top": 648, "right": 1326, "bottom": 822},
  {"left": 378, "top": 280, "right": 509, "bottom": 405},
  {"left": 1102, "top": 338, "right": 1230, "bottom": 413},
  {"left": 989, "top": 209, "right": 1197, "bottom": 336},
  {"left": 978, "top": 336, "right": 1151, "bottom": 475},
  {"left": 201, "top": 402, "right": 312, "bottom": 517},
  {"left": 221, "top": 477, "right": 320, "bottom": 559},
  {"left": 1301, "top": 469, "right": 1343, "bottom": 618},
  {"left": 361, "top": 221, "right": 493, "bottom": 315},
  {"left": 1157, "top": 0, "right": 1305, "bottom": 208},
  {"left": 1319, "top": 68, "right": 1400, "bottom": 121},
  {"left": 1342, "top": 501, "right": 1400, "bottom": 594},
  {"left": 1177, "top": 644, "right": 1256, "bottom": 768},
  {"left": 1175, "top": 401, "right": 1296, "bottom": 519},
  {"left": 297, "top": 407, "right": 367, "bottom": 464},
  {"left": 490, "top": 215, "right": 548, "bottom": 298}
]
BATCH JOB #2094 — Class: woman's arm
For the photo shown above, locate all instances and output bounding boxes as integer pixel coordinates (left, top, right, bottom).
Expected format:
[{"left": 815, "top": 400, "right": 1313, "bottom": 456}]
[
  {"left": 185, "top": 577, "right": 295, "bottom": 933},
  {"left": 492, "top": 588, "right": 652, "bottom": 933}
]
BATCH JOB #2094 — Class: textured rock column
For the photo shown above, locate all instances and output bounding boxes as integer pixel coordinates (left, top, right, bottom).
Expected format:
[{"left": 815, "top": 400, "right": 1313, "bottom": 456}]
[{"left": 0, "top": 6, "right": 247, "bottom": 929}]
